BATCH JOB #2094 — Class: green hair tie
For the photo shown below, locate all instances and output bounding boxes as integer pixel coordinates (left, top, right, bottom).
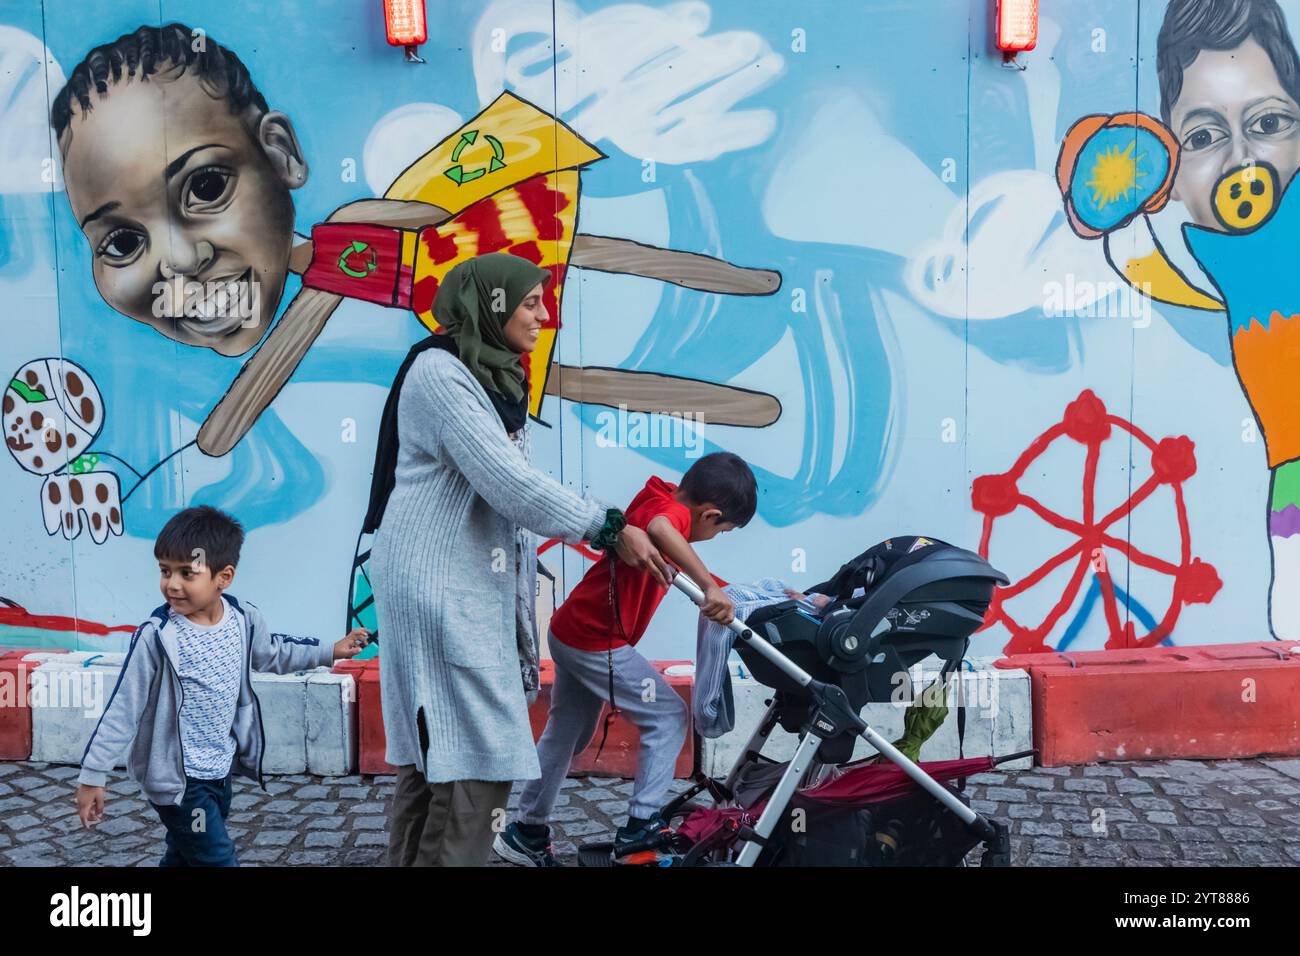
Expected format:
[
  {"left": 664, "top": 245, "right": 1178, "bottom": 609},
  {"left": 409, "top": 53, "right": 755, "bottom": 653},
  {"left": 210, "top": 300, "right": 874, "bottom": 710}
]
[{"left": 590, "top": 508, "right": 627, "bottom": 552}]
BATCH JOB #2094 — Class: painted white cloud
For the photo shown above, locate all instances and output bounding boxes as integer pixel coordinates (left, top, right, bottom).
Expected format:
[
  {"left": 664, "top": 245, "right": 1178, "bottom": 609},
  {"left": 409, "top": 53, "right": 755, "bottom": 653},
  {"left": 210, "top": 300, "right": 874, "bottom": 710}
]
[
  {"left": 0, "top": 27, "right": 65, "bottom": 194},
  {"left": 761, "top": 89, "right": 957, "bottom": 262},
  {"left": 472, "top": 0, "right": 783, "bottom": 164},
  {"left": 362, "top": 102, "right": 464, "bottom": 196},
  {"left": 906, "top": 170, "right": 1115, "bottom": 320}
]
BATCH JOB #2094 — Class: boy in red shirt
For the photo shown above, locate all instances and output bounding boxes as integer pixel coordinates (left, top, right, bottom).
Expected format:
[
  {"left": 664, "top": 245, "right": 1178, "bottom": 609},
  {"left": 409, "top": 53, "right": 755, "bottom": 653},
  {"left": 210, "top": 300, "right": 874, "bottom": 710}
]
[{"left": 495, "top": 452, "right": 757, "bottom": 866}]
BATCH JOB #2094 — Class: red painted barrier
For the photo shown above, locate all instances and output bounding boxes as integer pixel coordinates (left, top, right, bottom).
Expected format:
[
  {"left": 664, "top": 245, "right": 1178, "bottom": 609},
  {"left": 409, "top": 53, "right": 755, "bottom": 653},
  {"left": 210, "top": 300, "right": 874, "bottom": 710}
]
[
  {"left": 0, "top": 650, "right": 69, "bottom": 760},
  {"left": 995, "top": 641, "right": 1300, "bottom": 766},
  {"left": 531, "top": 659, "right": 695, "bottom": 779},
  {"left": 336, "top": 657, "right": 696, "bottom": 779},
  {"left": 331, "top": 659, "right": 393, "bottom": 776}
]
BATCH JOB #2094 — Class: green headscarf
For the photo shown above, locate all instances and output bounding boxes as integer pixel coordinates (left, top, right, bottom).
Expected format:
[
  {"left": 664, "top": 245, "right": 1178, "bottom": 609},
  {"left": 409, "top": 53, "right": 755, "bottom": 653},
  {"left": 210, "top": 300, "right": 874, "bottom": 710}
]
[{"left": 432, "top": 252, "right": 552, "bottom": 402}]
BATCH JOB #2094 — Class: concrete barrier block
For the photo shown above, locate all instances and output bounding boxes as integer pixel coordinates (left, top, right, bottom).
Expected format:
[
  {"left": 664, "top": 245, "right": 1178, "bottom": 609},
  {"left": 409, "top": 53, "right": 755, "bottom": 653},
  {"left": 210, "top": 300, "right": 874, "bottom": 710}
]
[
  {"left": 530, "top": 659, "right": 696, "bottom": 778},
  {"left": 19, "top": 652, "right": 79, "bottom": 665},
  {"left": 990, "top": 665, "right": 1035, "bottom": 770},
  {"left": 0, "top": 658, "right": 33, "bottom": 760},
  {"left": 20, "top": 650, "right": 357, "bottom": 777},
  {"left": 251, "top": 672, "right": 309, "bottom": 775},
  {"left": 698, "top": 656, "right": 1034, "bottom": 777},
  {"left": 26, "top": 652, "right": 126, "bottom": 766},
  {"left": 0, "top": 649, "right": 67, "bottom": 760},
  {"left": 305, "top": 670, "right": 356, "bottom": 776}
]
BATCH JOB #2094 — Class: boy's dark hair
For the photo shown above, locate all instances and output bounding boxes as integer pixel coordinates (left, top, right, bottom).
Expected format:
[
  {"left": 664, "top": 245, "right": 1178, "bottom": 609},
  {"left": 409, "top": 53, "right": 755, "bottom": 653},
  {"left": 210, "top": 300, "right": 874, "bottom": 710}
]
[
  {"left": 52, "top": 22, "right": 268, "bottom": 140},
  {"left": 1158, "top": 0, "right": 1300, "bottom": 122},
  {"left": 679, "top": 452, "right": 758, "bottom": 527},
  {"left": 154, "top": 505, "right": 245, "bottom": 574}
]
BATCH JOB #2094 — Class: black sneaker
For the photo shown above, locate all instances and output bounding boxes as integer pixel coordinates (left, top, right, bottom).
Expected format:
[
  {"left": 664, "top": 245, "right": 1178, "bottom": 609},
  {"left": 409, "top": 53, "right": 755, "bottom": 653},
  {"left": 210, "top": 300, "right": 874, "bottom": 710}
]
[
  {"left": 612, "top": 813, "right": 673, "bottom": 860},
  {"left": 493, "top": 823, "right": 561, "bottom": 867}
]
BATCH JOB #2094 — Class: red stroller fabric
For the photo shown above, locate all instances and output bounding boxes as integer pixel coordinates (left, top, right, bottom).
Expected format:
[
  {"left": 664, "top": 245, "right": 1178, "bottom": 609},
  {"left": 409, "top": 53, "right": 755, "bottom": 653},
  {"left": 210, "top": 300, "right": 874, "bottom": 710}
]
[
  {"left": 800, "top": 756, "right": 997, "bottom": 805},
  {"left": 675, "top": 806, "right": 753, "bottom": 845},
  {"left": 675, "top": 756, "right": 995, "bottom": 846}
]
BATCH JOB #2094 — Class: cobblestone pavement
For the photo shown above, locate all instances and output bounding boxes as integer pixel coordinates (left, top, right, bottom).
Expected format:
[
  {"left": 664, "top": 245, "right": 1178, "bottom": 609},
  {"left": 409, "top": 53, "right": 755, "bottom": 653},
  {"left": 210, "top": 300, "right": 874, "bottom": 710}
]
[{"left": 1, "top": 757, "right": 1298, "bottom": 866}]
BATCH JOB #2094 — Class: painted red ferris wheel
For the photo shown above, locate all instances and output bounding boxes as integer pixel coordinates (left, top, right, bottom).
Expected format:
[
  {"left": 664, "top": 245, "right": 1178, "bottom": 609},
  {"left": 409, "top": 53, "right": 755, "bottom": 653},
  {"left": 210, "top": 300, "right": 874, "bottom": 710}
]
[{"left": 971, "top": 389, "right": 1221, "bottom": 654}]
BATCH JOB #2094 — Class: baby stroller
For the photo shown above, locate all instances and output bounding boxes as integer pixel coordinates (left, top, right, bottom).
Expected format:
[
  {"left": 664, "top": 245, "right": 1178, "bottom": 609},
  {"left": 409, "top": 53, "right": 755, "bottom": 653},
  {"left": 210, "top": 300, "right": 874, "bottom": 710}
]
[{"left": 578, "top": 536, "right": 1016, "bottom": 867}]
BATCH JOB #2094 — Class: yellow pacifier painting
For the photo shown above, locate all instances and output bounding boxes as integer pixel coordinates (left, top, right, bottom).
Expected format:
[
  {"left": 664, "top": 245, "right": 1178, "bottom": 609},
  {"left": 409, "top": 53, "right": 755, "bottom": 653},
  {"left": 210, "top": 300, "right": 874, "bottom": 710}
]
[{"left": 1212, "top": 162, "right": 1279, "bottom": 232}]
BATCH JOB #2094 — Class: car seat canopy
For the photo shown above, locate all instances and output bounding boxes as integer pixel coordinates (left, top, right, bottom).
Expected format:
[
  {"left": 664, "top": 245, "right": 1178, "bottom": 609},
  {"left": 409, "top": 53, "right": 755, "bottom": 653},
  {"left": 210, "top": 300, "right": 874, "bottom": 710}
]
[{"left": 743, "top": 537, "right": 1008, "bottom": 710}]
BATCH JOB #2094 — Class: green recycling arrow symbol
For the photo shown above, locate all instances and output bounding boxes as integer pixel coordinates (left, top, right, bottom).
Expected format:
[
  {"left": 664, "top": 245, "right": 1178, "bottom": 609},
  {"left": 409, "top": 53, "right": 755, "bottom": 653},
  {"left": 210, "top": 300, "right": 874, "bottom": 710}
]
[
  {"left": 444, "top": 129, "right": 507, "bottom": 185},
  {"left": 337, "top": 240, "right": 378, "bottom": 278}
]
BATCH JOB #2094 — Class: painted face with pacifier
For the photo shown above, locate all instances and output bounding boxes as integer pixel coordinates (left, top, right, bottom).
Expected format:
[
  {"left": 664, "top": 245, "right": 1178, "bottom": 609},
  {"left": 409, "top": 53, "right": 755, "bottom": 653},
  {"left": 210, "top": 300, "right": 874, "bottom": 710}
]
[{"left": 1210, "top": 161, "right": 1282, "bottom": 233}]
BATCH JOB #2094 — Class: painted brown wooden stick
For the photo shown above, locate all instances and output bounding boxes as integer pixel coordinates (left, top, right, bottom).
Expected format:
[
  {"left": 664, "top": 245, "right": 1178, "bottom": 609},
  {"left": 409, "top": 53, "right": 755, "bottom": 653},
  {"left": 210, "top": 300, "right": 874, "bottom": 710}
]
[
  {"left": 196, "top": 288, "right": 344, "bottom": 457},
  {"left": 568, "top": 235, "right": 782, "bottom": 296},
  {"left": 544, "top": 365, "right": 781, "bottom": 427}
]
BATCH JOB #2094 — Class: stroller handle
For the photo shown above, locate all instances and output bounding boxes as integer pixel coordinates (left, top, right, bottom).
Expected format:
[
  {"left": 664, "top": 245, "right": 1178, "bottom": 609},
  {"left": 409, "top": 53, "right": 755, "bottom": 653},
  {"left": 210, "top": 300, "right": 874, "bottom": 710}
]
[
  {"left": 670, "top": 571, "right": 817, "bottom": 689},
  {"left": 670, "top": 571, "right": 753, "bottom": 639}
]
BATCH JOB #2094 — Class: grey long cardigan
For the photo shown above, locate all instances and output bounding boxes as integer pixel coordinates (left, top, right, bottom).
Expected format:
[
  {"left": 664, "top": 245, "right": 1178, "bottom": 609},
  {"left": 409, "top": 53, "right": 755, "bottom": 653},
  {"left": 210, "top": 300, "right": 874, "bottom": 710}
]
[{"left": 371, "top": 348, "right": 606, "bottom": 783}]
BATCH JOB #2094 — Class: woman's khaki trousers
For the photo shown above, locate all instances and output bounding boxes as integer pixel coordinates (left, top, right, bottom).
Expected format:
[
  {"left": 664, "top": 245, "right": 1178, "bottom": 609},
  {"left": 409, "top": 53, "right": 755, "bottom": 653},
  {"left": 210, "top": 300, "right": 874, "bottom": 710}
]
[{"left": 386, "top": 765, "right": 512, "bottom": 866}]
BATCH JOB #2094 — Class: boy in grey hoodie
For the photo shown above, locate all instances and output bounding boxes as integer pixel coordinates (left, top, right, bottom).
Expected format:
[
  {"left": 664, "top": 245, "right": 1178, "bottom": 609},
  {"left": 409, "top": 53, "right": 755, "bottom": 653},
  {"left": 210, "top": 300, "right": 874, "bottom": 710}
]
[{"left": 75, "top": 505, "right": 369, "bottom": 866}]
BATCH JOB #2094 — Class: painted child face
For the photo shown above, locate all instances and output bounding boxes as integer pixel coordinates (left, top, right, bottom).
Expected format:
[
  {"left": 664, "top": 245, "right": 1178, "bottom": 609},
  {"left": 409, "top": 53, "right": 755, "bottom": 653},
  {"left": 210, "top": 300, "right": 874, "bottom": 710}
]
[
  {"left": 1170, "top": 37, "right": 1300, "bottom": 231},
  {"left": 59, "top": 64, "right": 307, "bottom": 356}
]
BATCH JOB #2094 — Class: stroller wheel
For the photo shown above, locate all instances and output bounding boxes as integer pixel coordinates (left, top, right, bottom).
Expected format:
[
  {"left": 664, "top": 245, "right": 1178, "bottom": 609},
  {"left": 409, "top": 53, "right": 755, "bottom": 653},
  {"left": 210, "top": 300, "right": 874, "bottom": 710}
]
[
  {"left": 980, "top": 847, "right": 1011, "bottom": 867},
  {"left": 979, "top": 819, "right": 1012, "bottom": 867}
]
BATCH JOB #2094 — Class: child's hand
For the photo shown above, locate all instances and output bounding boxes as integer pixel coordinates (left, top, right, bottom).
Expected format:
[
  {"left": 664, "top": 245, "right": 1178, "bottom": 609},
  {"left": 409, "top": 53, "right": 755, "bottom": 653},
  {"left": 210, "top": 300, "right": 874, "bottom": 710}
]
[
  {"left": 76, "top": 784, "right": 105, "bottom": 829},
  {"left": 701, "top": 584, "right": 735, "bottom": 626},
  {"left": 333, "top": 627, "right": 371, "bottom": 660}
]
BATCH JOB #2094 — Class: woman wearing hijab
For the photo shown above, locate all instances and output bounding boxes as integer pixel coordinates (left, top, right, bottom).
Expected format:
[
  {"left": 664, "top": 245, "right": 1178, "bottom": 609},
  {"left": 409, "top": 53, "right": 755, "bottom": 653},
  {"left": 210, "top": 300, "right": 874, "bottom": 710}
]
[{"left": 364, "top": 252, "right": 671, "bottom": 867}]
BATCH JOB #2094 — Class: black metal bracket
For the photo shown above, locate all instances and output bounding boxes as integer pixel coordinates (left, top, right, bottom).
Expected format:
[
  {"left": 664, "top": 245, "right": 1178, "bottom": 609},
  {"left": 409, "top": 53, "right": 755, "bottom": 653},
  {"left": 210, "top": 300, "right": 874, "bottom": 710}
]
[{"left": 803, "top": 680, "right": 868, "bottom": 739}]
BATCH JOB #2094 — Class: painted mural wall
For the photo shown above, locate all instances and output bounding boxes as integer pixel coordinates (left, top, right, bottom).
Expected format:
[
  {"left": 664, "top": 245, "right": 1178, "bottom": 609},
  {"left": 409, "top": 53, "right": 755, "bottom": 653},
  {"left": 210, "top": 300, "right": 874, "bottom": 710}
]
[{"left": 1, "top": 0, "right": 1293, "bottom": 660}]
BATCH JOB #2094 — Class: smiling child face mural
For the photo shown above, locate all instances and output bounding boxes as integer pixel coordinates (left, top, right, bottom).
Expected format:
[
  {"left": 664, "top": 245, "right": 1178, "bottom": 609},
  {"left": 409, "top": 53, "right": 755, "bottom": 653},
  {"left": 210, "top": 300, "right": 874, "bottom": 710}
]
[
  {"left": 52, "top": 24, "right": 307, "bottom": 356},
  {"left": 1159, "top": 0, "right": 1300, "bottom": 230}
]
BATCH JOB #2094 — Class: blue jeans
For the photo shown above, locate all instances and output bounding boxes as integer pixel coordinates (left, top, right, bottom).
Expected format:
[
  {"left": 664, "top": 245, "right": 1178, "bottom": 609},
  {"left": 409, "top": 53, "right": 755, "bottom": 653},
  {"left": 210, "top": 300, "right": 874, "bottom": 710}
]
[{"left": 151, "top": 775, "right": 238, "bottom": 867}]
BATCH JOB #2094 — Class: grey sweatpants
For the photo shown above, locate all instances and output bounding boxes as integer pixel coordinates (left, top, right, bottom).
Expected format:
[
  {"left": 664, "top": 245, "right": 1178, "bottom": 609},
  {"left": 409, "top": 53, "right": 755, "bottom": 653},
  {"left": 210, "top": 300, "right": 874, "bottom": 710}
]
[{"left": 517, "top": 633, "right": 687, "bottom": 823}]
